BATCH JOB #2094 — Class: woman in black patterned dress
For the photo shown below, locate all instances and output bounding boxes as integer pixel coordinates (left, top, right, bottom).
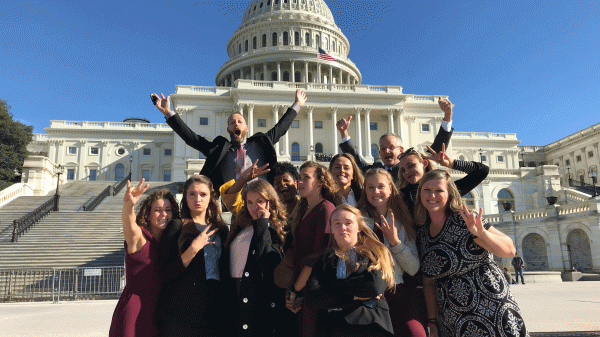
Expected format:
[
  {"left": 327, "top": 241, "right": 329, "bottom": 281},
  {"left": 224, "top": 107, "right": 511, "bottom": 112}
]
[{"left": 414, "top": 170, "right": 528, "bottom": 337}]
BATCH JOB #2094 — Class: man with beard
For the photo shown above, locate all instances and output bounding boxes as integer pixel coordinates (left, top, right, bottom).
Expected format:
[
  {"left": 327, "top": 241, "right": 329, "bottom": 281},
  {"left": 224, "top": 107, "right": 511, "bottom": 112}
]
[
  {"left": 335, "top": 97, "right": 454, "bottom": 183},
  {"left": 153, "top": 89, "right": 307, "bottom": 194}
]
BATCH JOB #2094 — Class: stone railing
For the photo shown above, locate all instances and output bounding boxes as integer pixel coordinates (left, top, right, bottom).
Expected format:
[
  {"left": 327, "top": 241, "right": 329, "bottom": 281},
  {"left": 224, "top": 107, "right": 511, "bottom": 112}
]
[
  {"left": 565, "top": 189, "right": 589, "bottom": 203},
  {"left": 49, "top": 121, "right": 171, "bottom": 130},
  {"left": 32, "top": 134, "right": 49, "bottom": 142},
  {"left": 483, "top": 199, "right": 596, "bottom": 224},
  {"left": 453, "top": 132, "right": 518, "bottom": 140},
  {"left": 0, "top": 183, "right": 34, "bottom": 208}
]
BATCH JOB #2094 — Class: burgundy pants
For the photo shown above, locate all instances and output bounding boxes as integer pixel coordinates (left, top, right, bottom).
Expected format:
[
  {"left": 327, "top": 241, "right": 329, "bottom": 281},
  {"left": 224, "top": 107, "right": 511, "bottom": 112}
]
[{"left": 385, "top": 284, "right": 427, "bottom": 337}]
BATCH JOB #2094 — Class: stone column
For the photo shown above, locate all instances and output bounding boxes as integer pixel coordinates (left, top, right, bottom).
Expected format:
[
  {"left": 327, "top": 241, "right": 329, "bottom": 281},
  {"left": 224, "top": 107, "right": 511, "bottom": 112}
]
[
  {"left": 304, "top": 61, "right": 309, "bottom": 83},
  {"left": 100, "top": 141, "right": 108, "bottom": 179},
  {"left": 263, "top": 63, "right": 268, "bottom": 81},
  {"left": 281, "top": 105, "right": 290, "bottom": 158},
  {"left": 329, "top": 65, "right": 333, "bottom": 84},
  {"left": 331, "top": 107, "right": 338, "bottom": 154},
  {"left": 308, "top": 106, "right": 314, "bottom": 160},
  {"left": 272, "top": 106, "right": 279, "bottom": 155},
  {"left": 48, "top": 140, "right": 57, "bottom": 164},
  {"left": 290, "top": 61, "right": 295, "bottom": 82},
  {"left": 247, "top": 104, "right": 254, "bottom": 136},
  {"left": 277, "top": 61, "right": 281, "bottom": 81},
  {"left": 364, "top": 109, "right": 373, "bottom": 160},
  {"left": 79, "top": 140, "right": 87, "bottom": 180},
  {"left": 250, "top": 65, "right": 255, "bottom": 80},
  {"left": 387, "top": 108, "right": 395, "bottom": 134},
  {"left": 396, "top": 107, "right": 403, "bottom": 141},
  {"left": 317, "top": 62, "right": 321, "bottom": 83},
  {"left": 338, "top": 69, "right": 342, "bottom": 84},
  {"left": 355, "top": 108, "right": 363, "bottom": 156}
]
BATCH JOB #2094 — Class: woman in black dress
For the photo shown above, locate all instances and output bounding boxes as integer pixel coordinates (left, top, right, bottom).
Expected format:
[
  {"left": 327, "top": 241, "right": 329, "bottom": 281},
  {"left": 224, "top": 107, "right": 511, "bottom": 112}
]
[{"left": 414, "top": 170, "right": 528, "bottom": 337}]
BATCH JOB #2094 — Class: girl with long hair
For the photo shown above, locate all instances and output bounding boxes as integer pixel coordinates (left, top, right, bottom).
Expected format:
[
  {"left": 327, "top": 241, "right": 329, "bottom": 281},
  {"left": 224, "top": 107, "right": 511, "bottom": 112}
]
[
  {"left": 156, "top": 175, "right": 229, "bottom": 337},
  {"left": 415, "top": 170, "right": 528, "bottom": 337},
  {"left": 356, "top": 169, "right": 426, "bottom": 337},
  {"left": 283, "top": 161, "right": 341, "bottom": 337},
  {"left": 305, "top": 204, "right": 395, "bottom": 336},
  {"left": 224, "top": 179, "right": 287, "bottom": 336},
  {"left": 329, "top": 153, "right": 364, "bottom": 206},
  {"left": 109, "top": 180, "right": 180, "bottom": 337}
]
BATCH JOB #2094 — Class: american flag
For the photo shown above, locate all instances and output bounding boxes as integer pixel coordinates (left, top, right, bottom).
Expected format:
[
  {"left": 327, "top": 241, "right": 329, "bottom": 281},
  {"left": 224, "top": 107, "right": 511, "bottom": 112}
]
[{"left": 318, "top": 48, "right": 335, "bottom": 61}]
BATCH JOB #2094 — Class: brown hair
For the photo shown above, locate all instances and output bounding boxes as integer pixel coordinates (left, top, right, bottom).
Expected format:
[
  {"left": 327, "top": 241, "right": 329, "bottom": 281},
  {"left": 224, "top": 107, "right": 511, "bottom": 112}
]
[
  {"left": 329, "top": 204, "right": 395, "bottom": 290},
  {"left": 329, "top": 153, "right": 364, "bottom": 190},
  {"left": 356, "top": 168, "right": 415, "bottom": 239},
  {"left": 136, "top": 189, "right": 180, "bottom": 230},
  {"left": 289, "top": 161, "right": 342, "bottom": 230},
  {"left": 397, "top": 150, "right": 437, "bottom": 189},
  {"left": 227, "top": 179, "right": 287, "bottom": 245},
  {"left": 414, "top": 169, "right": 464, "bottom": 226}
]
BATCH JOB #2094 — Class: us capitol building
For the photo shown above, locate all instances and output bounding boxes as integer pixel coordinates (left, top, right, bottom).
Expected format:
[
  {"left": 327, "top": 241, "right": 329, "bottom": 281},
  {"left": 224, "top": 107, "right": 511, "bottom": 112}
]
[{"left": 16, "top": 0, "right": 600, "bottom": 275}]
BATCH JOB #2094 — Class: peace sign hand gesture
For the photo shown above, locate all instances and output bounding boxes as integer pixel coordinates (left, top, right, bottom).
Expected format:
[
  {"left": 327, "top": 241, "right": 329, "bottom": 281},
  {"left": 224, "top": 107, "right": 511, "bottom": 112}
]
[
  {"left": 123, "top": 179, "right": 149, "bottom": 207},
  {"left": 190, "top": 225, "right": 218, "bottom": 254},
  {"left": 459, "top": 205, "right": 486, "bottom": 238},
  {"left": 374, "top": 213, "right": 400, "bottom": 246},
  {"left": 423, "top": 143, "right": 454, "bottom": 168},
  {"left": 256, "top": 200, "right": 270, "bottom": 219}
]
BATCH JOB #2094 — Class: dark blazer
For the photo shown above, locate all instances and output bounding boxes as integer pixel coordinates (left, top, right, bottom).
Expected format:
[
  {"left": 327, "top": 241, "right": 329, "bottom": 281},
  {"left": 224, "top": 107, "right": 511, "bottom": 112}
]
[
  {"left": 156, "top": 220, "right": 229, "bottom": 337},
  {"left": 166, "top": 106, "right": 298, "bottom": 191},
  {"left": 223, "top": 218, "right": 284, "bottom": 337},
  {"left": 305, "top": 250, "right": 394, "bottom": 336},
  {"left": 339, "top": 125, "right": 453, "bottom": 183}
]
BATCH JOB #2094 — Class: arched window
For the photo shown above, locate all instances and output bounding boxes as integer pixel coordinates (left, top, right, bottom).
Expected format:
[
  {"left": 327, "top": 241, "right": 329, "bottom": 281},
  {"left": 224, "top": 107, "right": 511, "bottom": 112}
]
[
  {"left": 463, "top": 192, "right": 475, "bottom": 208},
  {"left": 238, "top": 43, "right": 241, "bottom": 54},
  {"left": 245, "top": 40, "right": 249, "bottom": 52},
  {"left": 268, "top": 0, "right": 271, "bottom": 5},
  {"left": 271, "top": 72, "right": 278, "bottom": 81},
  {"left": 459, "top": 155, "right": 466, "bottom": 161},
  {"left": 272, "top": 32, "right": 278, "bottom": 46},
  {"left": 315, "top": 143, "right": 323, "bottom": 154},
  {"left": 253, "top": 36, "right": 257, "bottom": 49},
  {"left": 332, "top": 41, "right": 336, "bottom": 52},
  {"left": 305, "top": 32, "right": 310, "bottom": 46},
  {"left": 295, "top": 71, "right": 301, "bottom": 82},
  {"left": 497, "top": 189, "right": 515, "bottom": 211},
  {"left": 371, "top": 144, "right": 379, "bottom": 160},
  {"left": 262, "top": 34, "right": 267, "bottom": 47},
  {"left": 115, "top": 163, "right": 125, "bottom": 181},
  {"left": 292, "top": 142, "right": 300, "bottom": 161},
  {"left": 260, "top": 2, "right": 263, "bottom": 8},
  {"left": 283, "top": 71, "right": 290, "bottom": 81},
  {"left": 283, "top": 32, "right": 289, "bottom": 45},
  {"left": 294, "top": 32, "right": 300, "bottom": 46},
  {"left": 315, "top": 35, "right": 320, "bottom": 48}
]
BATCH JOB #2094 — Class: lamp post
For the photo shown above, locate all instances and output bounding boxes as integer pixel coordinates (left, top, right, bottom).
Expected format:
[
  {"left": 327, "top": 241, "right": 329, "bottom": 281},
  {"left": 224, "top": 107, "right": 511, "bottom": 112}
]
[
  {"left": 54, "top": 164, "right": 64, "bottom": 211},
  {"left": 129, "top": 154, "right": 133, "bottom": 179},
  {"left": 566, "top": 164, "right": 572, "bottom": 187},
  {"left": 479, "top": 148, "right": 484, "bottom": 163},
  {"left": 588, "top": 168, "right": 597, "bottom": 197}
]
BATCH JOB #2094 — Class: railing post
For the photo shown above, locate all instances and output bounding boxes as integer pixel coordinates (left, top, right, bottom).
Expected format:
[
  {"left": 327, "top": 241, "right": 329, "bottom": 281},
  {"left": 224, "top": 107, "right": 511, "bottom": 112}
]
[
  {"left": 8, "top": 271, "right": 13, "bottom": 302},
  {"left": 74, "top": 269, "right": 78, "bottom": 300},
  {"left": 52, "top": 268, "right": 56, "bottom": 303},
  {"left": 53, "top": 194, "right": 60, "bottom": 212},
  {"left": 12, "top": 220, "right": 18, "bottom": 242}
]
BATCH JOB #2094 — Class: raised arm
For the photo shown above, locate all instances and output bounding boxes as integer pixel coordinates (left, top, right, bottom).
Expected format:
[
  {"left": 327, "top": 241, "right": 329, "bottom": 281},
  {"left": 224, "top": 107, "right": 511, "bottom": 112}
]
[
  {"left": 122, "top": 179, "right": 149, "bottom": 254},
  {"left": 429, "top": 97, "right": 454, "bottom": 153},
  {"left": 424, "top": 144, "right": 489, "bottom": 196},
  {"left": 460, "top": 206, "right": 516, "bottom": 257},
  {"left": 219, "top": 160, "right": 271, "bottom": 214},
  {"left": 152, "top": 93, "right": 214, "bottom": 157},
  {"left": 337, "top": 116, "right": 371, "bottom": 173},
  {"left": 265, "top": 89, "right": 306, "bottom": 144}
]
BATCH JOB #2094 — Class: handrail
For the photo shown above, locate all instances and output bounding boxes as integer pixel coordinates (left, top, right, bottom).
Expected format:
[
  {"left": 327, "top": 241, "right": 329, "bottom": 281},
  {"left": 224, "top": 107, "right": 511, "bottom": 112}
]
[
  {"left": 12, "top": 196, "right": 57, "bottom": 242},
  {"left": 82, "top": 186, "right": 112, "bottom": 212},
  {"left": 112, "top": 173, "right": 131, "bottom": 196}
]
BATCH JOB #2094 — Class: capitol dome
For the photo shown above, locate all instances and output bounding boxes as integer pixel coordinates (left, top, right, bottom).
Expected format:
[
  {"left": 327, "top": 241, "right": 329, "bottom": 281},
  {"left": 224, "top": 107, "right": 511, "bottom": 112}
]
[{"left": 215, "top": 0, "right": 361, "bottom": 86}]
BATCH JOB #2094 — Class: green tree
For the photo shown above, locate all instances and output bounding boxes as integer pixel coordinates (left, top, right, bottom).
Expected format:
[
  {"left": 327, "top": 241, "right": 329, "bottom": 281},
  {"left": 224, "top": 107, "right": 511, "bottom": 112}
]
[{"left": 0, "top": 99, "right": 33, "bottom": 190}]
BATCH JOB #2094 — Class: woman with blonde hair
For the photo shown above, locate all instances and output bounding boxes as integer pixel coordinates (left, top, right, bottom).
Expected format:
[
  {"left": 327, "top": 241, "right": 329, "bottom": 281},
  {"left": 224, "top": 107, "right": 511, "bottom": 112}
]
[
  {"left": 356, "top": 168, "right": 425, "bottom": 337},
  {"left": 157, "top": 175, "right": 229, "bottom": 337},
  {"left": 109, "top": 180, "right": 180, "bottom": 337},
  {"left": 305, "top": 204, "right": 395, "bottom": 336},
  {"left": 329, "top": 153, "right": 364, "bottom": 206},
  {"left": 415, "top": 170, "right": 528, "bottom": 337},
  {"left": 224, "top": 179, "right": 287, "bottom": 336}
]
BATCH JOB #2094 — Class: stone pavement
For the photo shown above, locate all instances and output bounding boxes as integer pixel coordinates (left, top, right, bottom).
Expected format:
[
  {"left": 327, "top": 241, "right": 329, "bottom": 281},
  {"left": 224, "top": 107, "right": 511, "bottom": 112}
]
[{"left": 1, "top": 282, "right": 599, "bottom": 336}]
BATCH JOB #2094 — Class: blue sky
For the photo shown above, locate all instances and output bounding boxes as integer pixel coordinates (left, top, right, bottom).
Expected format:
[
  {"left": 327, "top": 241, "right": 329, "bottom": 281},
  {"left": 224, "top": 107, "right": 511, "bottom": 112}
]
[{"left": 1, "top": 0, "right": 598, "bottom": 146}]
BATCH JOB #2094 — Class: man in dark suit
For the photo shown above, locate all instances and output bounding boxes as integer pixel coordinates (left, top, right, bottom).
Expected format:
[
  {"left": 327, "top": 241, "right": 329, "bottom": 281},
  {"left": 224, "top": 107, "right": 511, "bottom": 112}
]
[
  {"left": 336, "top": 97, "right": 454, "bottom": 182},
  {"left": 152, "top": 89, "right": 307, "bottom": 193}
]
